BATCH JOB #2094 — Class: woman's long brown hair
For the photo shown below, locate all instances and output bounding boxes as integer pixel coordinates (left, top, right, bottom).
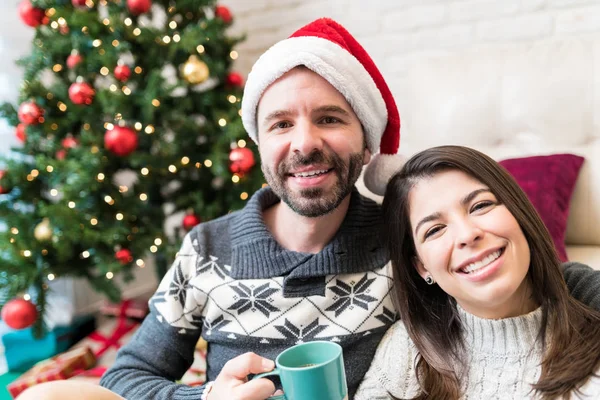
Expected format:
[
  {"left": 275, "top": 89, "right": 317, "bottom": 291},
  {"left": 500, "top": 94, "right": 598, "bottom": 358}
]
[{"left": 382, "top": 145, "right": 600, "bottom": 399}]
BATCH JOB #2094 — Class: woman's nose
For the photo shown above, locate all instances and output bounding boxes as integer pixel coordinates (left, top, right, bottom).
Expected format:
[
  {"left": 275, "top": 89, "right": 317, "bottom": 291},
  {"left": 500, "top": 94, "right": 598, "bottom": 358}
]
[{"left": 455, "top": 220, "right": 484, "bottom": 249}]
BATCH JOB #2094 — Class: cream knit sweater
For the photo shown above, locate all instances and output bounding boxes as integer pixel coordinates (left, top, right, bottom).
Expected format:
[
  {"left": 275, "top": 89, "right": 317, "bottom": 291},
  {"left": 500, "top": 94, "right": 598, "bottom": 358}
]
[{"left": 355, "top": 307, "right": 600, "bottom": 399}]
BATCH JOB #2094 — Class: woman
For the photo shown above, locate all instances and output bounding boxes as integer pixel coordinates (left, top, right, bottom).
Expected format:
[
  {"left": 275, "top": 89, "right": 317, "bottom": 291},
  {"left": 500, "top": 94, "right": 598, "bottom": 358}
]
[{"left": 356, "top": 145, "right": 600, "bottom": 399}]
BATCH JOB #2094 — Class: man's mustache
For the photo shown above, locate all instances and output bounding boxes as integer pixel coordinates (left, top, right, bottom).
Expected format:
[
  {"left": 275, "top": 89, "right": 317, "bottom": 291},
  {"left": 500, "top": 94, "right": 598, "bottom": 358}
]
[{"left": 279, "top": 150, "right": 343, "bottom": 175}]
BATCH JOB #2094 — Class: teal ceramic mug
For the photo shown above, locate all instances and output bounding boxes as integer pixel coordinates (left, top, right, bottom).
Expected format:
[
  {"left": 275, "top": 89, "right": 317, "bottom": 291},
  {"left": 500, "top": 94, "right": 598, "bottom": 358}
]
[{"left": 253, "top": 341, "right": 347, "bottom": 400}]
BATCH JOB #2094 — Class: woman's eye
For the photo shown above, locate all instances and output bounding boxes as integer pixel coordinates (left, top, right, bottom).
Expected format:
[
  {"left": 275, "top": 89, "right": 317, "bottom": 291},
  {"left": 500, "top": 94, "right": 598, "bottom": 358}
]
[
  {"left": 471, "top": 201, "right": 494, "bottom": 212},
  {"left": 424, "top": 225, "right": 443, "bottom": 239}
]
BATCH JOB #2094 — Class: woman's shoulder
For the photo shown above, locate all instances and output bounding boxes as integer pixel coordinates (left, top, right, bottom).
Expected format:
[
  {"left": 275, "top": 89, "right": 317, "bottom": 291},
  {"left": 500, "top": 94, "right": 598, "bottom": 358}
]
[
  {"left": 378, "top": 320, "right": 413, "bottom": 350},
  {"left": 369, "top": 321, "right": 422, "bottom": 398},
  {"left": 370, "top": 320, "right": 414, "bottom": 363}
]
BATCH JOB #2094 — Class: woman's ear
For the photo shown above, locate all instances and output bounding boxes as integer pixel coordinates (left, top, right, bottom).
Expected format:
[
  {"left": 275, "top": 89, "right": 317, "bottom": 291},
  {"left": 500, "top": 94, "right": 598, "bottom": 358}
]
[{"left": 413, "top": 257, "right": 429, "bottom": 280}]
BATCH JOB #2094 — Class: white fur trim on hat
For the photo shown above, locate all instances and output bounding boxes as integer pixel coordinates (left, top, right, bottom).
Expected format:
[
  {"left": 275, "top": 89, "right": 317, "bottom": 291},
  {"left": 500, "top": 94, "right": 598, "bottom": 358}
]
[
  {"left": 241, "top": 36, "right": 387, "bottom": 154},
  {"left": 363, "top": 153, "right": 407, "bottom": 196}
]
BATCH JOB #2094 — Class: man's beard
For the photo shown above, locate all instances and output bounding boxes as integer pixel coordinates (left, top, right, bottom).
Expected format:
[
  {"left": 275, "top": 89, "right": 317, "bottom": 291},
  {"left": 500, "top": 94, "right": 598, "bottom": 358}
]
[{"left": 262, "top": 149, "right": 365, "bottom": 218}]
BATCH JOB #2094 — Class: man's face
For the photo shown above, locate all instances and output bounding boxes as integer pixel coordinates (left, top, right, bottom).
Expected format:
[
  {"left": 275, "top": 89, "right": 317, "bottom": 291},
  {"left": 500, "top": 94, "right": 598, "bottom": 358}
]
[{"left": 256, "top": 68, "right": 371, "bottom": 217}]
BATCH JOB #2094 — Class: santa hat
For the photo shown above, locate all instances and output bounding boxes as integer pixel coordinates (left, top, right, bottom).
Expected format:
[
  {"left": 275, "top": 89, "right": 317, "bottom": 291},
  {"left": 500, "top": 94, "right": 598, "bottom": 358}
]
[{"left": 241, "top": 18, "right": 404, "bottom": 196}]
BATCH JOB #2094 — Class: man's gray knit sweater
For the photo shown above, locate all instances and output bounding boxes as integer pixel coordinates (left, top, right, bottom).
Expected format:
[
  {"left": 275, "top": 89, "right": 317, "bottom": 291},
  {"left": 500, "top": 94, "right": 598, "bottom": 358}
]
[
  {"left": 100, "top": 187, "right": 394, "bottom": 399},
  {"left": 100, "top": 187, "right": 600, "bottom": 400}
]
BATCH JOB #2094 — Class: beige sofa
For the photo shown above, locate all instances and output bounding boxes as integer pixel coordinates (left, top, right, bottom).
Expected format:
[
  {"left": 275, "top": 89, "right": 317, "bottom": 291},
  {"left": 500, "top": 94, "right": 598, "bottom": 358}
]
[{"left": 358, "top": 37, "right": 600, "bottom": 269}]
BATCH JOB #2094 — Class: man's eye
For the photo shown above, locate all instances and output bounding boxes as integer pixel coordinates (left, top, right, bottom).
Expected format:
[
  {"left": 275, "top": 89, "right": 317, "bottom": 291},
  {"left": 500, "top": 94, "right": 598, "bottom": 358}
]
[
  {"left": 272, "top": 121, "right": 290, "bottom": 130},
  {"left": 321, "top": 116, "right": 339, "bottom": 124}
]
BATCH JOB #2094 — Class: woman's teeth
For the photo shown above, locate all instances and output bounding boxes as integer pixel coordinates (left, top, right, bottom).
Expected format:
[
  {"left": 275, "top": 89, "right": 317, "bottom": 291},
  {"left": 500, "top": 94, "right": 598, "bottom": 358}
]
[
  {"left": 292, "top": 169, "right": 329, "bottom": 178},
  {"left": 462, "top": 249, "right": 502, "bottom": 274}
]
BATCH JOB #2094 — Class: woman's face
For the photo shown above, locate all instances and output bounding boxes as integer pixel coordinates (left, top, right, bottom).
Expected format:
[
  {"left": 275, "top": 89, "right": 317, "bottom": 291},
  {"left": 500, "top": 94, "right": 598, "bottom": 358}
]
[{"left": 408, "top": 169, "right": 536, "bottom": 319}]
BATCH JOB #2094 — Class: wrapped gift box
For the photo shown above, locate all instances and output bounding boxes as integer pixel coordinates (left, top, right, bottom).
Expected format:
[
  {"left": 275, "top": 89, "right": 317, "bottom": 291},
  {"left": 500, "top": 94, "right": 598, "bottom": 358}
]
[
  {"left": 100, "top": 297, "right": 149, "bottom": 320},
  {"left": 7, "top": 346, "right": 96, "bottom": 398},
  {"left": 1, "top": 314, "right": 95, "bottom": 373},
  {"left": 71, "top": 315, "right": 139, "bottom": 369},
  {"left": 66, "top": 316, "right": 139, "bottom": 386}
]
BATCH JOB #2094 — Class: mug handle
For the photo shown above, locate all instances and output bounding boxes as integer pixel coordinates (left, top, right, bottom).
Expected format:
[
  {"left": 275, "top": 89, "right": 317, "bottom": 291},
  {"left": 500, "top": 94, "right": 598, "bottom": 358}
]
[
  {"left": 252, "top": 368, "right": 280, "bottom": 380},
  {"left": 251, "top": 369, "right": 286, "bottom": 400}
]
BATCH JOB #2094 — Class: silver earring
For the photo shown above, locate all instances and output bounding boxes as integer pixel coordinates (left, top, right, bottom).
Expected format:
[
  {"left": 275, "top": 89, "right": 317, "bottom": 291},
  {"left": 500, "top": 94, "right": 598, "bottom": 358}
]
[{"left": 424, "top": 275, "right": 435, "bottom": 285}]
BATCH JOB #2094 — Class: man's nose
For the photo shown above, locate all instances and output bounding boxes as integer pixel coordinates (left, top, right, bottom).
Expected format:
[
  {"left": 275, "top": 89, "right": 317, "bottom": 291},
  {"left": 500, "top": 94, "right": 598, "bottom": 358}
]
[{"left": 290, "top": 122, "right": 323, "bottom": 155}]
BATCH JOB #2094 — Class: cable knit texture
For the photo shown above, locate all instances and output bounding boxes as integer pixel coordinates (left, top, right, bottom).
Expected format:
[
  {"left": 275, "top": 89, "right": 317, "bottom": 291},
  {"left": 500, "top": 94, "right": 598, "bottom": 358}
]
[{"left": 356, "top": 307, "right": 600, "bottom": 399}]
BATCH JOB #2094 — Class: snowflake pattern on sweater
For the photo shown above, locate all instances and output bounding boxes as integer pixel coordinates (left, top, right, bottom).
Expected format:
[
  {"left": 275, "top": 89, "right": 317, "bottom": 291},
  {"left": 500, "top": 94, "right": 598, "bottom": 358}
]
[{"left": 151, "top": 233, "right": 395, "bottom": 343}]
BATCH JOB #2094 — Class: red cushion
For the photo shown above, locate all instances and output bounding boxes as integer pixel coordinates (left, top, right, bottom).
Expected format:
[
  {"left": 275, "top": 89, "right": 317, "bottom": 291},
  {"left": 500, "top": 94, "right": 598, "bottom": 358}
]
[{"left": 499, "top": 154, "right": 584, "bottom": 261}]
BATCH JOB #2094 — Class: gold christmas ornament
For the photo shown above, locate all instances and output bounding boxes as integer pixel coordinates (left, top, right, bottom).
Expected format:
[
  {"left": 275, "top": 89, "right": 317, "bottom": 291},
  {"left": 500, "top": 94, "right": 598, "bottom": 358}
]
[
  {"left": 182, "top": 55, "right": 209, "bottom": 84},
  {"left": 34, "top": 218, "right": 53, "bottom": 242}
]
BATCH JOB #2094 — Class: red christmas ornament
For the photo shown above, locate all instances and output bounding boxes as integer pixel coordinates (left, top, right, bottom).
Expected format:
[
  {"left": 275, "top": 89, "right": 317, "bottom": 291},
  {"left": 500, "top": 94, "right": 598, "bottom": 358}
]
[
  {"left": 127, "top": 0, "right": 152, "bottom": 15},
  {"left": 115, "top": 249, "right": 133, "bottom": 265},
  {"left": 226, "top": 72, "right": 244, "bottom": 88},
  {"left": 72, "top": 0, "right": 87, "bottom": 6},
  {"left": 229, "top": 147, "right": 255, "bottom": 175},
  {"left": 104, "top": 126, "right": 138, "bottom": 156},
  {"left": 56, "top": 149, "right": 67, "bottom": 160},
  {"left": 69, "top": 82, "right": 95, "bottom": 105},
  {"left": 215, "top": 5, "right": 232, "bottom": 24},
  {"left": 16, "top": 124, "right": 26, "bottom": 143},
  {"left": 18, "top": 0, "right": 47, "bottom": 28},
  {"left": 0, "top": 170, "right": 9, "bottom": 195},
  {"left": 1, "top": 298, "right": 38, "bottom": 330},
  {"left": 66, "top": 52, "right": 83, "bottom": 69},
  {"left": 114, "top": 64, "right": 131, "bottom": 82},
  {"left": 61, "top": 136, "right": 79, "bottom": 149},
  {"left": 57, "top": 136, "right": 78, "bottom": 159},
  {"left": 182, "top": 213, "right": 201, "bottom": 231},
  {"left": 18, "top": 101, "right": 44, "bottom": 125}
]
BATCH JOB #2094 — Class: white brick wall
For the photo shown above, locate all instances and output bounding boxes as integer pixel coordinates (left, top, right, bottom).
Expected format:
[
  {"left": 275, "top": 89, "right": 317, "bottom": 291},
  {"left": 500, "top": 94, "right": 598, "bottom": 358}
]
[
  {"left": 219, "top": 0, "right": 600, "bottom": 92},
  {"left": 556, "top": 5, "right": 600, "bottom": 34},
  {"left": 0, "top": 4, "right": 34, "bottom": 155},
  {"left": 4, "top": 1, "right": 600, "bottom": 151}
]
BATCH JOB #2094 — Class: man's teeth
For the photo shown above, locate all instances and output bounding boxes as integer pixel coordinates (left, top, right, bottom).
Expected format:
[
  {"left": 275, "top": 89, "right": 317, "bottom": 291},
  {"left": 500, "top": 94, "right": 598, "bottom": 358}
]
[
  {"left": 292, "top": 169, "right": 329, "bottom": 178},
  {"left": 462, "top": 250, "right": 502, "bottom": 274}
]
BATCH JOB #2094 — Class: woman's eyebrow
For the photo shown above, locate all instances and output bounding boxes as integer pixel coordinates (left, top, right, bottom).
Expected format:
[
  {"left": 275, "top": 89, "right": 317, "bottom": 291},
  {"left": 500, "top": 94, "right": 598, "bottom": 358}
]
[
  {"left": 414, "top": 212, "right": 442, "bottom": 236},
  {"left": 461, "top": 188, "right": 492, "bottom": 207}
]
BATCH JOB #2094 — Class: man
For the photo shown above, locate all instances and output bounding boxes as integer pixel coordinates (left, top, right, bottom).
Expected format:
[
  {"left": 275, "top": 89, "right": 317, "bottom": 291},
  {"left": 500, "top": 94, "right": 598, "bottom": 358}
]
[
  {"left": 100, "top": 18, "right": 405, "bottom": 400},
  {"left": 20, "top": 17, "right": 600, "bottom": 400}
]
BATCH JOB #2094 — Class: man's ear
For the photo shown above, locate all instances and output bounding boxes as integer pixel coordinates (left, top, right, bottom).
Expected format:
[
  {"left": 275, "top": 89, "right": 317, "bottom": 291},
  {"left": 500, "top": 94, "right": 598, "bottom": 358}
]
[
  {"left": 363, "top": 148, "right": 371, "bottom": 165},
  {"left": 414, "top": 257, "right": 429, "bottom": 280}
]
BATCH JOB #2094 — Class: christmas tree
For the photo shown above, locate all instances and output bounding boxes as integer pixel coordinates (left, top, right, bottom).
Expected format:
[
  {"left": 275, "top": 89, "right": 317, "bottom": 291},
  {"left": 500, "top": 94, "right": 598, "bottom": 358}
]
[{"left": 0, "top": 0, "right": 263, "bottom": 333}]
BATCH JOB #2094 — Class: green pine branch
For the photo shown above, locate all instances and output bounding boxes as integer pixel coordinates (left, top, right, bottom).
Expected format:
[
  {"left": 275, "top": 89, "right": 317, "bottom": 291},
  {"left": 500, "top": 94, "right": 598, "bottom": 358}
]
[{"left": 1, "top": 0, "right": 260, "bottom": 334}]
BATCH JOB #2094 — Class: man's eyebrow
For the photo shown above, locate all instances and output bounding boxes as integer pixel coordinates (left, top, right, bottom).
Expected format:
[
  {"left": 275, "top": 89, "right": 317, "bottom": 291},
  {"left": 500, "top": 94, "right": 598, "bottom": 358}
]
[
  {"left": 313, "top": 105, "right": 351, "bottom": 116},
  {"left": 261, "top": 109, "right": 295, "bottom": 127}
]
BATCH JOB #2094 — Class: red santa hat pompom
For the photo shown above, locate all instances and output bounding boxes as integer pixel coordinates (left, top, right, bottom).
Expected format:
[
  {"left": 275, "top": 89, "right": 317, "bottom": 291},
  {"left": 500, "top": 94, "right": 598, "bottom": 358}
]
[{"left": 241, "top": 18, "right": 404, "bottom": 196}]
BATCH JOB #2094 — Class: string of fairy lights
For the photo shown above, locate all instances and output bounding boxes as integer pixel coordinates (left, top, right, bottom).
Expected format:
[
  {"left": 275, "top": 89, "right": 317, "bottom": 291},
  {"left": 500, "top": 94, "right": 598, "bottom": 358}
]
[{"left": 8, "top": 0, "right": 254, "bottom": 287}]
